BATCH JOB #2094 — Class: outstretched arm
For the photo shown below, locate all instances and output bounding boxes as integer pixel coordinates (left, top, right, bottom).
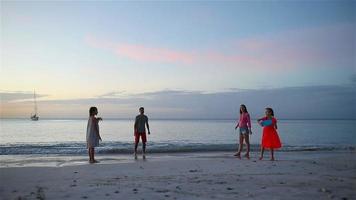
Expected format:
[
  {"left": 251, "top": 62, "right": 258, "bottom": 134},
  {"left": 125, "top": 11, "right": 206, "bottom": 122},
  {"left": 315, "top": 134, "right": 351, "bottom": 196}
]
[
  {"left": 257, "top": 117, "right": 264, "bottom": 122},
  {"left": 257, "top": 117, "right": 264, "bottom": 126}
]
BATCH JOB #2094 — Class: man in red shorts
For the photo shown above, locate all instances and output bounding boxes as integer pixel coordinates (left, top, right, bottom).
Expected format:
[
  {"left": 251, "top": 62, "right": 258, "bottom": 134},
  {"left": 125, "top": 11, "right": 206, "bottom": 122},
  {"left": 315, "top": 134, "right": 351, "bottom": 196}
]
[{"left": 134, "top": 107, "right": 150, "bottom": 159}]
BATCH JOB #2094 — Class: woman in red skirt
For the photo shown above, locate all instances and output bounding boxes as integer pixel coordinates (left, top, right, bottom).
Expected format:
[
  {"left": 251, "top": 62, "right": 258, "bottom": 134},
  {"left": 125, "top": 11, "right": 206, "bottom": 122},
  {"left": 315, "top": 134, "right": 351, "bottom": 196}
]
[{"left": 257, "top": 107, "right": 282, "bottom": 161}]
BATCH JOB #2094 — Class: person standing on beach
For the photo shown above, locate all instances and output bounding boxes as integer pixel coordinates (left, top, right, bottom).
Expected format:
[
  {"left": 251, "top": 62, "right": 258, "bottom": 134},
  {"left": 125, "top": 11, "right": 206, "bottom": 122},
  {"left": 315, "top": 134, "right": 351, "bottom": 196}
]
[
  {"left": 234, "top": 104, "right": 252, "bottom": 159},
  {"left": 86, "top": 107, "right": 102, "bottom": 163},
  {"left": 134, "top": 107, "right": 151, "bottom": 159},
  {"left": 257, "top": 107, "right": 282, "bottom": 161}
]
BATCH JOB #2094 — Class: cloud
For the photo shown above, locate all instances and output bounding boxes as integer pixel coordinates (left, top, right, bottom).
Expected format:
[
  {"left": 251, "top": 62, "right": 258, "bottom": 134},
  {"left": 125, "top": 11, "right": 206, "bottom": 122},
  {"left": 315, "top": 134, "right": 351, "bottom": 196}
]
[
  {"left": 85, "top": 23, "right": 355, "bottom": 70},
  {"left": 235, "top": 23, "right": 355, "bottom": 68},
  {"left": 0, "top": 91, "right": 47, "bottom": 103},
  {"left": 351, "top": 74, "right": 356, "bottom": 84},
  {"left": 2, "top": 86, "right": 355, "bottom": 119},
  {"left": 97, "top": 91, "right": 127, "bottom": 98},
  {"left": 84, "top": 35, "right": 258, "bottom": 66}
]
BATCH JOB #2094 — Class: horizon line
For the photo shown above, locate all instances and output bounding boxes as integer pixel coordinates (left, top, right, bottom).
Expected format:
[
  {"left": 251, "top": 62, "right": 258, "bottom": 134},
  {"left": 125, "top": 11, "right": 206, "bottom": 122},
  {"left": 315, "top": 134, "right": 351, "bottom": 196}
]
[{"left": 1, "top": 117, "right": 355, "bottom": 121}]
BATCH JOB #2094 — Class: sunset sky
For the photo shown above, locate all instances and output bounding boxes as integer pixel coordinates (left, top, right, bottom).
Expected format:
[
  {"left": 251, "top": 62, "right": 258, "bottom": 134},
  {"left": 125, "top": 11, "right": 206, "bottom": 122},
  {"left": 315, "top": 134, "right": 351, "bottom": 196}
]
[{"left": 1, "top": 1, "right": 355, "bottom": 119}]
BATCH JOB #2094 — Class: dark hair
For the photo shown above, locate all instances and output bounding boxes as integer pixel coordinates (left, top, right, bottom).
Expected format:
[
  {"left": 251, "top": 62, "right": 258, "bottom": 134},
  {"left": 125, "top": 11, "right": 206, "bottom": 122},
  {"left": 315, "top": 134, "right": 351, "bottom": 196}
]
[
  {"left": 89, "top": 107, "right": 97, "bottom": 116},
  {"left": 265, "top": 107, "right": 274, "bottom": 116},
  {"left": 240, "top": 104, "right": 248, "bottom": 114},
  {"left": 139, "top": 107, "right": 144, "bottom": 110}
]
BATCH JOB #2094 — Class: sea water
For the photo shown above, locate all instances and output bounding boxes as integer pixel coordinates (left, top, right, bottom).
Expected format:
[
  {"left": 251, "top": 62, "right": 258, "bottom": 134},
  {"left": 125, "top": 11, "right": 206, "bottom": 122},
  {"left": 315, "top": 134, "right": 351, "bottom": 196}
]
[{"left": 0, "top": 119, "right": 355, "bottom": 155}]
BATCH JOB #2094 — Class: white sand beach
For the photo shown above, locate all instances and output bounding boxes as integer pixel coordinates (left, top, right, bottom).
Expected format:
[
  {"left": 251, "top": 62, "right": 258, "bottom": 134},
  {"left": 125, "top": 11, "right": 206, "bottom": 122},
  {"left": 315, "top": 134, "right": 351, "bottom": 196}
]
[{"left": 1, "top": 151, "right": 355, "bottom": 200}]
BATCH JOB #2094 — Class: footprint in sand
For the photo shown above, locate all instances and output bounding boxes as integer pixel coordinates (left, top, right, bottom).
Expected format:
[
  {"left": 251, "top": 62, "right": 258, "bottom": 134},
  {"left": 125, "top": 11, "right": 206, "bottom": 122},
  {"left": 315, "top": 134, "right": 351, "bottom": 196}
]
[
  {"left": 155, "top": 189, "right": 170, "bottom": 193},
  {"left": 328, "top": 194, "right": 335, "bottom": 199},
  {"left": 320, "top": 188, "right": 332, "bottom": 193}
]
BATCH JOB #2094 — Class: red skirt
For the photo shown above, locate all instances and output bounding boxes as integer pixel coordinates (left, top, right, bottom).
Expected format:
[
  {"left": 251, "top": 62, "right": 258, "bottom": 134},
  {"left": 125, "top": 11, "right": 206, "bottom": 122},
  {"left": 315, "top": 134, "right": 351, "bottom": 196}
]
[{"left": 261, "top": 127, "right": 282, "bottom": 149}]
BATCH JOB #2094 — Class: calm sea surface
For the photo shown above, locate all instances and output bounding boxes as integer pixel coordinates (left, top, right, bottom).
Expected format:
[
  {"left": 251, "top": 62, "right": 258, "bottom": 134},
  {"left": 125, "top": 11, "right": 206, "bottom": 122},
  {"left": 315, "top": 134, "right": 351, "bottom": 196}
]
[{"left": 0, "top": 119, "right": 355, "bottom": 154}]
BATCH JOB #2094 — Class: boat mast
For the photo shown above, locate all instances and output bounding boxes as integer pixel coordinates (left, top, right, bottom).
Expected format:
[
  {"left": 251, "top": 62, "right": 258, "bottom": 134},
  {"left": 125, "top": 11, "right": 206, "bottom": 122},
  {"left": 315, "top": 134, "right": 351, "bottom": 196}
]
[{"left": 33, "top": 90, "right": 37, "bottom": 115}]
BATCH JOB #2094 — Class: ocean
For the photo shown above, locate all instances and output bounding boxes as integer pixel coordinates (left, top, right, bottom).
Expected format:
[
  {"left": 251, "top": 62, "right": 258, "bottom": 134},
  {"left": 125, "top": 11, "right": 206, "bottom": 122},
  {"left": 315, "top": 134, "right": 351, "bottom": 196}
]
[{"left": 0, "top": 119, "right": 355, "bottom": 155}]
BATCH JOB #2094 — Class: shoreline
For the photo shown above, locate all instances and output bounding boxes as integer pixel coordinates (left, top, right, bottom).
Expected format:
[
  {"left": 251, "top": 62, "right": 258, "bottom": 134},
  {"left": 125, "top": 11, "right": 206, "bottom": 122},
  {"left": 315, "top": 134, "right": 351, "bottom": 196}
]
[
  {"left": 0, "top": 150, "right": 355, "bottom": 168},
  {"left": 1, "top": 151, "right": 355, "bottom": 199},
  {"left": 1, "top": 142, "right": 355, "bottom": 156}
]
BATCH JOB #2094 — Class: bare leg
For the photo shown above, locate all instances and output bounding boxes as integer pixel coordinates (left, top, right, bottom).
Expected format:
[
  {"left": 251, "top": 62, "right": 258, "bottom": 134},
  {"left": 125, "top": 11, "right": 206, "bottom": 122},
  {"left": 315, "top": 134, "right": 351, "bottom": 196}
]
[
  {"left": 270, "top": 148, "right": 275, "bottom": 161},
  {"left": 89, "top": 148, "right": 95, "bottom": 163},
  {"left": 134, "top": 143, "right": 138, "bottom": 159},
  {"left": 92, "top": 148, "right": 97, "bottom": 162},
  {"left": 234, "top": 135, "right": 243, "bottom": 158},
  {"left": 134, "top": 143, "right": 138, "bottom": 153},
  {"left": 244, "top": 134, "right": 250, "bottom": 159},
  {"left": 143, "top": 143, "right": 146, "bottom": 154},
  {"left": 259, "top": 147, "right": 264, "bottom": 160},
  {"left": 88, "top": 148, "right": 92, "bottom": 162}
]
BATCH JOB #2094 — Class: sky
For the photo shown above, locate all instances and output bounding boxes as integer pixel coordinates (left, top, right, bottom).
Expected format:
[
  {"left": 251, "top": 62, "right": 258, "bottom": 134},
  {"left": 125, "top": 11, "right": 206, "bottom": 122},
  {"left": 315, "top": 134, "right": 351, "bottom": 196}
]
[{"left": 1, "top": 1, "right": 355, "bottom": 119}]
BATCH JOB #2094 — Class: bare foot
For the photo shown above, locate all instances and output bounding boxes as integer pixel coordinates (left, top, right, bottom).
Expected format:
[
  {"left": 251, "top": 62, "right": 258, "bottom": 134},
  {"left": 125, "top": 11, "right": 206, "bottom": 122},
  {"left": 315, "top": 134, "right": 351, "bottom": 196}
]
[
  {"left": 259, "top": 156, "right": 263, "bottom": 160},
  {"left": 234, "top": 153, "right": 241, "bottom": 159},
  {"left": 244, "top": 154, "right": 250, "bottom": 160},
  {"left": 89, "top": 159, "right": 99, "bottom": 164}
]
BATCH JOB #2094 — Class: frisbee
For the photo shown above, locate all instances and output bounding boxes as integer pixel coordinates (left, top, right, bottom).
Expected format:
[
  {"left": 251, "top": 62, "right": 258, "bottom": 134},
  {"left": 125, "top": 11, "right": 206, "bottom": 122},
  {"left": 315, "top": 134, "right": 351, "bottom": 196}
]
[{"left": 261, "top": 119, "right": 273, "bottom": 127}]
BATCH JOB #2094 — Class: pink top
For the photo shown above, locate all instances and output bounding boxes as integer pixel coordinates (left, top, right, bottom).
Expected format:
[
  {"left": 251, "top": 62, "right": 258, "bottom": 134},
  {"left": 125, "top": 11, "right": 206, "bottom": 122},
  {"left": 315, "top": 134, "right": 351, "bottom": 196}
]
[{"left": 237, "top": 112, "right": 251, "bottom": 128}]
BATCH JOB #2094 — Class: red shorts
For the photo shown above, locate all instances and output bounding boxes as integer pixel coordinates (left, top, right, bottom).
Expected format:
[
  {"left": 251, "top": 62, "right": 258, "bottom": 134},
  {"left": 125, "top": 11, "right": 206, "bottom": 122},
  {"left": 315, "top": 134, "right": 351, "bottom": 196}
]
[{"left": 134, "top": 132, "right": 147, "bottom": 144}]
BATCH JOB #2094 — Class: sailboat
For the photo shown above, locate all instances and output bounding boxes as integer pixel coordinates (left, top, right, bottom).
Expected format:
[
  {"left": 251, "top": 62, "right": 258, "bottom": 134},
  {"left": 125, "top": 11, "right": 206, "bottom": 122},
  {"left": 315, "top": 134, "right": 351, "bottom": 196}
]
[{"left": 30, "top": 90, "right": 39, "bottom": 121}]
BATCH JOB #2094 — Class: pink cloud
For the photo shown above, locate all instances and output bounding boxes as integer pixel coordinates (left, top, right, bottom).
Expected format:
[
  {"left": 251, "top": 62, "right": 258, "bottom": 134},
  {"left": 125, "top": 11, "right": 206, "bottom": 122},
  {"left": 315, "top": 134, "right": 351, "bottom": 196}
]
[
  {"left": 114, "top": 44, "right": 196, "bottom": 64},
  {"left": 85, "top": 35, "right": 257, "bottom": 66},
  {"left": 85, "top": 35, "right": 196, "bottom": 64},
  {"left": 85, "top": 23, "right": 355, "bottom": 70}
]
